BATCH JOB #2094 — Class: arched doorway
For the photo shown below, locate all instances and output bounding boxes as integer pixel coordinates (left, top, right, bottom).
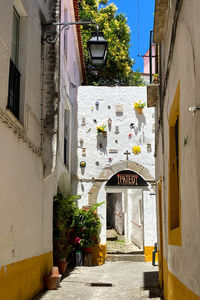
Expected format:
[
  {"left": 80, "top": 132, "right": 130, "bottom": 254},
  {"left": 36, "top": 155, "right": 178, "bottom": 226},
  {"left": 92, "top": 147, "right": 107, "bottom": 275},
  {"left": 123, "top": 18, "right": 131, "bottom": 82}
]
[
  {"left": 105, "top": 170, "right": 148, "bottom": 253},
  {"left": 87, "top": 161, "right": 154, "bottom": 255}
]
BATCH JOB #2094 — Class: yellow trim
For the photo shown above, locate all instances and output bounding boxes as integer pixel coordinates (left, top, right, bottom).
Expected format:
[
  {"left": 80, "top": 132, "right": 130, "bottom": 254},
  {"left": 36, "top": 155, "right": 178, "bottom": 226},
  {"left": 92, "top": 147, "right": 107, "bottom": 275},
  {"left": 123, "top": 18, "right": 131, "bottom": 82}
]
[
  {"left": 163, "top": 258, "right": 200, "bottom": 300},
  {"left": 158, "top": 181, "right": 164, "bottom": 288},
  {"left": 144, "top": 246, "right": 158, "bottom": 262},
  {"left": 0, "top": 252, "right": 52, "bottom": 300},
  {"left": 93, "top": 244, "right": 107, "bottom": 265},
  {"left": 168, "top": 81, "right": 182, "bottom": 246}
]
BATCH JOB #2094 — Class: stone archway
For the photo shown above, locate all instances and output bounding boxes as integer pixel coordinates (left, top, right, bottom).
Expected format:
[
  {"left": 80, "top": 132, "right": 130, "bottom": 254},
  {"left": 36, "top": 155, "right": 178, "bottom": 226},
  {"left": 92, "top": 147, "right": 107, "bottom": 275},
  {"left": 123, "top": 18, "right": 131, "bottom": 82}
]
[{"left": 88, "top": 160, "right": 154, "bottom": 205}]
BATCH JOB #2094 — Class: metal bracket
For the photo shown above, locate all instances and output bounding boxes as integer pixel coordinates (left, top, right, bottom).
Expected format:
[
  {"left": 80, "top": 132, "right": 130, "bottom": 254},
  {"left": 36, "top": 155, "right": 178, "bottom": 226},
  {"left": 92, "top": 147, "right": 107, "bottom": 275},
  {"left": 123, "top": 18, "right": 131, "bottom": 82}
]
[
  {"left": 43, "top": 21, "right": 97, "bottom": 44},
  {"left": 189, "top": 105, "right": 200, "bottom": 115}
]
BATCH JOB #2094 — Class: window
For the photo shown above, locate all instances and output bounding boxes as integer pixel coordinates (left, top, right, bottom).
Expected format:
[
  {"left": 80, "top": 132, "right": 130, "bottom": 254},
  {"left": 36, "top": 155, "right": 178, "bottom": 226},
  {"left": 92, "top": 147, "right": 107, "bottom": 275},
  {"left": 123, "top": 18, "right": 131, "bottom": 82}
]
[
  {"left": 168, "top": 81, "right": 182, "bottom": 246},
  {"left": 11, "top": 8, "right": 20, "bottom": 66},
  {"left": 7, "top": 8, "right": 21, "bottom": 119}
]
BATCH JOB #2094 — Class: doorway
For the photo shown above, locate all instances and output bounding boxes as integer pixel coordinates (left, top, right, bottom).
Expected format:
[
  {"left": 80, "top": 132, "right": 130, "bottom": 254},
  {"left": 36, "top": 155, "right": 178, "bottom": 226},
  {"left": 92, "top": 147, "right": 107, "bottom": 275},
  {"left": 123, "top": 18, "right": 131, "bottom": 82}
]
[
  {"left": 106, "top": 190, "right": 143, "bottom": 254},
  {"left": 107, "top": 193, "right": 124, "bottom": 234}
]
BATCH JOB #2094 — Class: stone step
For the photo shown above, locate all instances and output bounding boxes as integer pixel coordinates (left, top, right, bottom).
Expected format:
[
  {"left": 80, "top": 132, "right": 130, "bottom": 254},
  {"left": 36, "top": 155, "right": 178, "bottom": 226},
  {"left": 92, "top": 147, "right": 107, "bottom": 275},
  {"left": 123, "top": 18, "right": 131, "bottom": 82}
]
[{"left": 106, "top": 253, "right": 145, "bottom": 262}]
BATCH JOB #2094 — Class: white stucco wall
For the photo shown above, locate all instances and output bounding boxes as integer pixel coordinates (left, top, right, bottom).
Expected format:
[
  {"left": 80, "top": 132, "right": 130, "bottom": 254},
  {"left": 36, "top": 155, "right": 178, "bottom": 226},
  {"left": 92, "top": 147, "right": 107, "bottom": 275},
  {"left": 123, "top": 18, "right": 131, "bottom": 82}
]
[
  {"left": 57, "top": 0, "right": 83, "bottom": 196},
  {"left": 155, "top": 0, "right": 200, "bottom": 296},
  {"left": 76, "top": 86, "right": 157, "bottom": 247}
]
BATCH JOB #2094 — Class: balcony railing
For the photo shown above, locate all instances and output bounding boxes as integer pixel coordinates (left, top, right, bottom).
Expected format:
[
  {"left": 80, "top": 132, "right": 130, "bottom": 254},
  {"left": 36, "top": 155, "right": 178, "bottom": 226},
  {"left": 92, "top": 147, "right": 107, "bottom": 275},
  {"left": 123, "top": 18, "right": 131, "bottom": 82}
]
[{"left": 7, "top": 59, "right": 20, "bottom": 119}]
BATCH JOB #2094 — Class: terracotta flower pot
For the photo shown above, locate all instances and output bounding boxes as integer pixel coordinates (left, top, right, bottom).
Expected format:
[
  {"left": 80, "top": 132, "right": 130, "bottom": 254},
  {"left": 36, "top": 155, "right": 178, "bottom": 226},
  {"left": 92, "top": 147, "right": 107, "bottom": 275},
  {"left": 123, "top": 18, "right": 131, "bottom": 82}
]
[
  {"left": 45, "top": 275, "right": 59, "bottom": 290},
  {"left": 51, "top": 266, "right": 60, "bottom": 276},
  {"left": 136, "top": 108, "right": 143, "bottom": 114},
  {"left": 57, "top": 260, "right": 67, "bottom": 275}
]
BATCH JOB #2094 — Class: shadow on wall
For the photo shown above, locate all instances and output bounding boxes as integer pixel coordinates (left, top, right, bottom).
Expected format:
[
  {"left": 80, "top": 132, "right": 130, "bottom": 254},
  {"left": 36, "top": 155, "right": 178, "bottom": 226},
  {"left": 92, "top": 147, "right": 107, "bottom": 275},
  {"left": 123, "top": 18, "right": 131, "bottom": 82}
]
[
  {"left": 135, "top": 111, "right": 146, "bottom": 132},
  {"left": 70, "top": 86, "right": 79, "bottom": 194},
  {"left": 96, "top": 134, "right": 107, "bottom": 155}
]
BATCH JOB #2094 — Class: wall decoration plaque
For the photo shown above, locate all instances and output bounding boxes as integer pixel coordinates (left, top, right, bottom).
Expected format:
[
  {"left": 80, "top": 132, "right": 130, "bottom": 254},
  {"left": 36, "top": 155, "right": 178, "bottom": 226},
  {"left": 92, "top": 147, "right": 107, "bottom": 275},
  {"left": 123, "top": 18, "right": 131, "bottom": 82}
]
[{"left": 109, "top": 149, "right": 118, "bottom": 153}]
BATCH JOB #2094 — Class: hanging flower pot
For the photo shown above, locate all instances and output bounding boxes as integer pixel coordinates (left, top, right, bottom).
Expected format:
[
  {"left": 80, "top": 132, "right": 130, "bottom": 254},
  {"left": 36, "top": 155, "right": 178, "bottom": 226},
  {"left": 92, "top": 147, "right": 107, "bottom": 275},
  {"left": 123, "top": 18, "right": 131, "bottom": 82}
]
[
  {"left": 136, "top": 107, "right": 143, "bottom": 114},
  {"left": 102, "top": 131, "right": 107, "bottom": 138},
  {"left": 97, "top": 124, "right": 107, "bottom": 138},
  {"left": 134, "top": 101, "right": 146, "bottom": 114}
]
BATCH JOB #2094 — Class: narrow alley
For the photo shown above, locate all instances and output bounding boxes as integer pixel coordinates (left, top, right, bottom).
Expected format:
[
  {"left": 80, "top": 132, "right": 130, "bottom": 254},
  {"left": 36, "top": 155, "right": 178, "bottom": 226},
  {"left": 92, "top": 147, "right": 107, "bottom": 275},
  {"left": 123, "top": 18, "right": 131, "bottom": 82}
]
[
  {"left": 1, "top": 0, "right": 200, "bottom": 299},
  {"left": 34, "top": 262, "right": 162, "bottom": 300}
]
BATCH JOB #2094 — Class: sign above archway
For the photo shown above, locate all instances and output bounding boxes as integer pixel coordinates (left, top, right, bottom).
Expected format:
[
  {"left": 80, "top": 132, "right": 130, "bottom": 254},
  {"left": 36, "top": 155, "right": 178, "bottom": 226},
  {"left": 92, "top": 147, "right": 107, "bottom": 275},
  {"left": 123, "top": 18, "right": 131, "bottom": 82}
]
[{"left": 106, "top": 170, "right": 148, "bottom": 187}]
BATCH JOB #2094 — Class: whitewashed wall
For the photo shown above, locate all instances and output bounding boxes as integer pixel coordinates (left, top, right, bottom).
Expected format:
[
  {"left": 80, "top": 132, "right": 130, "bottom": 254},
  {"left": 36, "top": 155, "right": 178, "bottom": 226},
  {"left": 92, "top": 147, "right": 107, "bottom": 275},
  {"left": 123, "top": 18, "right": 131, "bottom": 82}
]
[{"left": 76, "top": 86, "right": 157, "bottom": 246}]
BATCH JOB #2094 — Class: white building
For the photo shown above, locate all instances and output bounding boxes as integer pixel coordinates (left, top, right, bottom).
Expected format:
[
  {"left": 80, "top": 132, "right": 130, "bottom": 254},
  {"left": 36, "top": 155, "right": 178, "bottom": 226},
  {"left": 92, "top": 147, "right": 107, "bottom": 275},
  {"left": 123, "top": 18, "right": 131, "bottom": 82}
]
[
  {"left": 75, "top": 86, "right": 157, "bottom": 262},
  {"left": 149, "top": 0, "right": 200, "bottom": 299},
  {"left": 0, "top": 0, "right": 84, "bottom": 298}
]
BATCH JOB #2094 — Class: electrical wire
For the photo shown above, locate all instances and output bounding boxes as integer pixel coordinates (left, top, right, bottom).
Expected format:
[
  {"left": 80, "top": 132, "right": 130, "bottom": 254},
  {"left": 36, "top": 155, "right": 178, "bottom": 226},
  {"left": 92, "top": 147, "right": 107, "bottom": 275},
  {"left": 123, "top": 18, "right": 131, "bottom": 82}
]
[{"left": 137, "top": 0, "right": 140, "bottom": 56}]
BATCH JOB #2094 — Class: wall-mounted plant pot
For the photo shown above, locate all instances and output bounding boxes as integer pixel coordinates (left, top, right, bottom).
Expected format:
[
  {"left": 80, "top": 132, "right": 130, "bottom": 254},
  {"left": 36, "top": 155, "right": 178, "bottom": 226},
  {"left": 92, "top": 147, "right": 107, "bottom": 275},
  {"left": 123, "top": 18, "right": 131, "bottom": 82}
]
[
  {"left": 102, "top": 131, "right": 107, "bottom": 138},
  {"left": 135, "top": 108, "right": 143, "bottom": 114}
]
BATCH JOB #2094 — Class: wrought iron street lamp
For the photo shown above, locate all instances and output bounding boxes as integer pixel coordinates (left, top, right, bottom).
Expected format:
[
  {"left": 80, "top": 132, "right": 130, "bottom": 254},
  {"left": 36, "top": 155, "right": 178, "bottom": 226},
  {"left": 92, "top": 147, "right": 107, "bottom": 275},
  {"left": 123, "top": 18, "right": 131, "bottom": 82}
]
[
  {"left": 44, "top": 21, "right": 108, "bottom": 65},
  {"left": 87, "top": 25, "right": 108, "bottom": 65}
]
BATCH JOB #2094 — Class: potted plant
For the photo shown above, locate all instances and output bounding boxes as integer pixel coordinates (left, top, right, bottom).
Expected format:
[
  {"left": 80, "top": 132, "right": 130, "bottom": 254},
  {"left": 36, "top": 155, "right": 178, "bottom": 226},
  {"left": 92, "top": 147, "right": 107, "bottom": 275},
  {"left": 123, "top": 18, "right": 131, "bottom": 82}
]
[
  {"left": 134, "top": 101, "right": 146, "bottom": 113},
  {"left": 53, "top": 193, "right": 80, "bottom": 272},
  {"left": 71, "top": 203, "right": 103, "bottom": 265},
  {"left": 97, "top": 124, "right": 107, "bottom": 137},
  {"left": 134, "top": 101, "right": 146, "bottom": 114},
  {"left": 53, "top": 238, "right": 72, "bottom": 274},
  {"left": 153, "top": 73, "right": 158, "bottom": 84}
]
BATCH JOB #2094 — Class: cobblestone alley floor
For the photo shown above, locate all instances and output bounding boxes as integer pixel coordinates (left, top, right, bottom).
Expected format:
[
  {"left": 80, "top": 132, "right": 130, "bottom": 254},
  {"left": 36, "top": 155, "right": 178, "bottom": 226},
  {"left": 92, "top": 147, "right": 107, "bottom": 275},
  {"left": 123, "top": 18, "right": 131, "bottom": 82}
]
[{"left": 33, "top": 262, "right": 163, "bottom": 300}]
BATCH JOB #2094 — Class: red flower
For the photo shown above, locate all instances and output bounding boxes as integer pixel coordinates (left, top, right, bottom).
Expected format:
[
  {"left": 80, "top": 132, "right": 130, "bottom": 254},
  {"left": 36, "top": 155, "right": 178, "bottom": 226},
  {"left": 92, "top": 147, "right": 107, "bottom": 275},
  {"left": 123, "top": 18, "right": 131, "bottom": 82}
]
[{"left": 74, "top": 236, "right": 81, "bottom": 245}]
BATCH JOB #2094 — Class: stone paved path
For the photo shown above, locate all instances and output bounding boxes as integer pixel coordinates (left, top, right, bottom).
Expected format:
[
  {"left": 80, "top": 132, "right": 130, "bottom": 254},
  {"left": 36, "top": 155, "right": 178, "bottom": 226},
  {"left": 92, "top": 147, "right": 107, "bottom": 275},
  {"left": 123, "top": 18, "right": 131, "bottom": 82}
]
[
  {"left": 107, "top": 240, "right": 141, "bottom": 253},
  {"left": 33, "top": 262, "right": 163, "bottom": 300},
  {"left": 106, "top": 229, "right": 142, "bottom": 254}
]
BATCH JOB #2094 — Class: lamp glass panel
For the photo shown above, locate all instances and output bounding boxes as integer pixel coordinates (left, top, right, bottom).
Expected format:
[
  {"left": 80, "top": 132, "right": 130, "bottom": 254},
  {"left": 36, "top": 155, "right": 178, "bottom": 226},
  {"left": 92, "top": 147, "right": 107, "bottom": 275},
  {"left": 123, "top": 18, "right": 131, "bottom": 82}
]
[{"left": 90, "top": 44, "right": 105, "bottom": 58}]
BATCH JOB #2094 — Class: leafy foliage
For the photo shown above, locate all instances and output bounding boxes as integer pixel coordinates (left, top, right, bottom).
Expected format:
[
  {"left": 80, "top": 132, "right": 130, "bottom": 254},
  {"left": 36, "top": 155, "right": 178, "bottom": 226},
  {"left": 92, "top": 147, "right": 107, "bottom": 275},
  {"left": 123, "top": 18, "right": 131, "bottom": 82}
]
[
  {"left": 53, "top": 193, "right": 102, "bottom": 260},
  {"left": 79, "top": 0, "right": 145, "bottom": 86},
  {"left": 53, "top": 194, "right": 79, "bottom": 259},
  {"left": 71, "top": 202, "right": 103, "bottom": 248}
]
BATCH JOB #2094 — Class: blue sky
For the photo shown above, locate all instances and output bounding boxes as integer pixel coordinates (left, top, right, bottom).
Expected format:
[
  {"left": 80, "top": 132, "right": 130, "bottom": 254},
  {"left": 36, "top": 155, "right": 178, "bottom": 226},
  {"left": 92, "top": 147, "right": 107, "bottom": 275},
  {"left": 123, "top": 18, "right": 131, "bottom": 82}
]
[{"left": 103, "top": 0, "right": 155, "bottom": 72}]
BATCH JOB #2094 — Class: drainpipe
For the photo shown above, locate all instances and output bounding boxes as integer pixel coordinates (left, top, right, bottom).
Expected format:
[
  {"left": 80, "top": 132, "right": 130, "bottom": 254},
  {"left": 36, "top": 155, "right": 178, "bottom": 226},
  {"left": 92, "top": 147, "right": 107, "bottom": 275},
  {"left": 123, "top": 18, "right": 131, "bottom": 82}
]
[
  {"left": 149, "top": 30, "right": 153, "bottom": 84},
  {"left": 50, "top": 0, "right": 60, "bottom": 174}
]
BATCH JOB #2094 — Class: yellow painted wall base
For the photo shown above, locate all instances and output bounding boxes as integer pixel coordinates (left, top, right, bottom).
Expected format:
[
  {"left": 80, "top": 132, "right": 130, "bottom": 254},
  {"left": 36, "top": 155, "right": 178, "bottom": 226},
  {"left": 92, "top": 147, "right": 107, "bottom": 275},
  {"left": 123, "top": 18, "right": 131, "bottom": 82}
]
[
  {"left": 163, "top": 258, "right": 200, "bottom": 300},
  {"left": 0, "top": 252, "right": 53, "bottom": 300},
  {"left": 144, "top": 246, "right": 158, "bottom": 262},
  {"left": 93, "top": 244, "right": 107, "bottom": 265}
]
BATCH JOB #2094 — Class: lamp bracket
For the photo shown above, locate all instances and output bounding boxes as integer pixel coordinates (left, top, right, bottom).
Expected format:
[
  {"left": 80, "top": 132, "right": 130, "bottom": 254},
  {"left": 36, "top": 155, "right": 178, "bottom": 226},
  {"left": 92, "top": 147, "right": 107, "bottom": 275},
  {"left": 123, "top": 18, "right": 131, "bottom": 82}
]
[{"left": 43, "top": 21, "right": 97, "bottom": 44}]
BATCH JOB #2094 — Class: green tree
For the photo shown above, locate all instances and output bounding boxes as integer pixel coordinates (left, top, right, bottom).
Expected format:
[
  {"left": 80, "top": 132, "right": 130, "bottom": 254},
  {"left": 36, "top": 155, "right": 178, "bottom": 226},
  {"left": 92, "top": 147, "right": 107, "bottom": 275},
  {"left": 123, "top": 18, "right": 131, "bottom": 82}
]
[{"left": 79, "top": 0, "right": 145, "bottom": 86}]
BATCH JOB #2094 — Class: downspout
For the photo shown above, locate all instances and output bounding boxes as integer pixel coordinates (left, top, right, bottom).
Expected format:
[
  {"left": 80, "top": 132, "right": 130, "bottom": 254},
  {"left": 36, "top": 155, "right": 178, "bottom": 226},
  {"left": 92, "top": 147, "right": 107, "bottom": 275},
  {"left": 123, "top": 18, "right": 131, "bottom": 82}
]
[
  {"left": 149, "top": 30, "right": 153, "bottom": 84},
  {"left": 51, "top": 0, "right": 61, "bottom": 174}
]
